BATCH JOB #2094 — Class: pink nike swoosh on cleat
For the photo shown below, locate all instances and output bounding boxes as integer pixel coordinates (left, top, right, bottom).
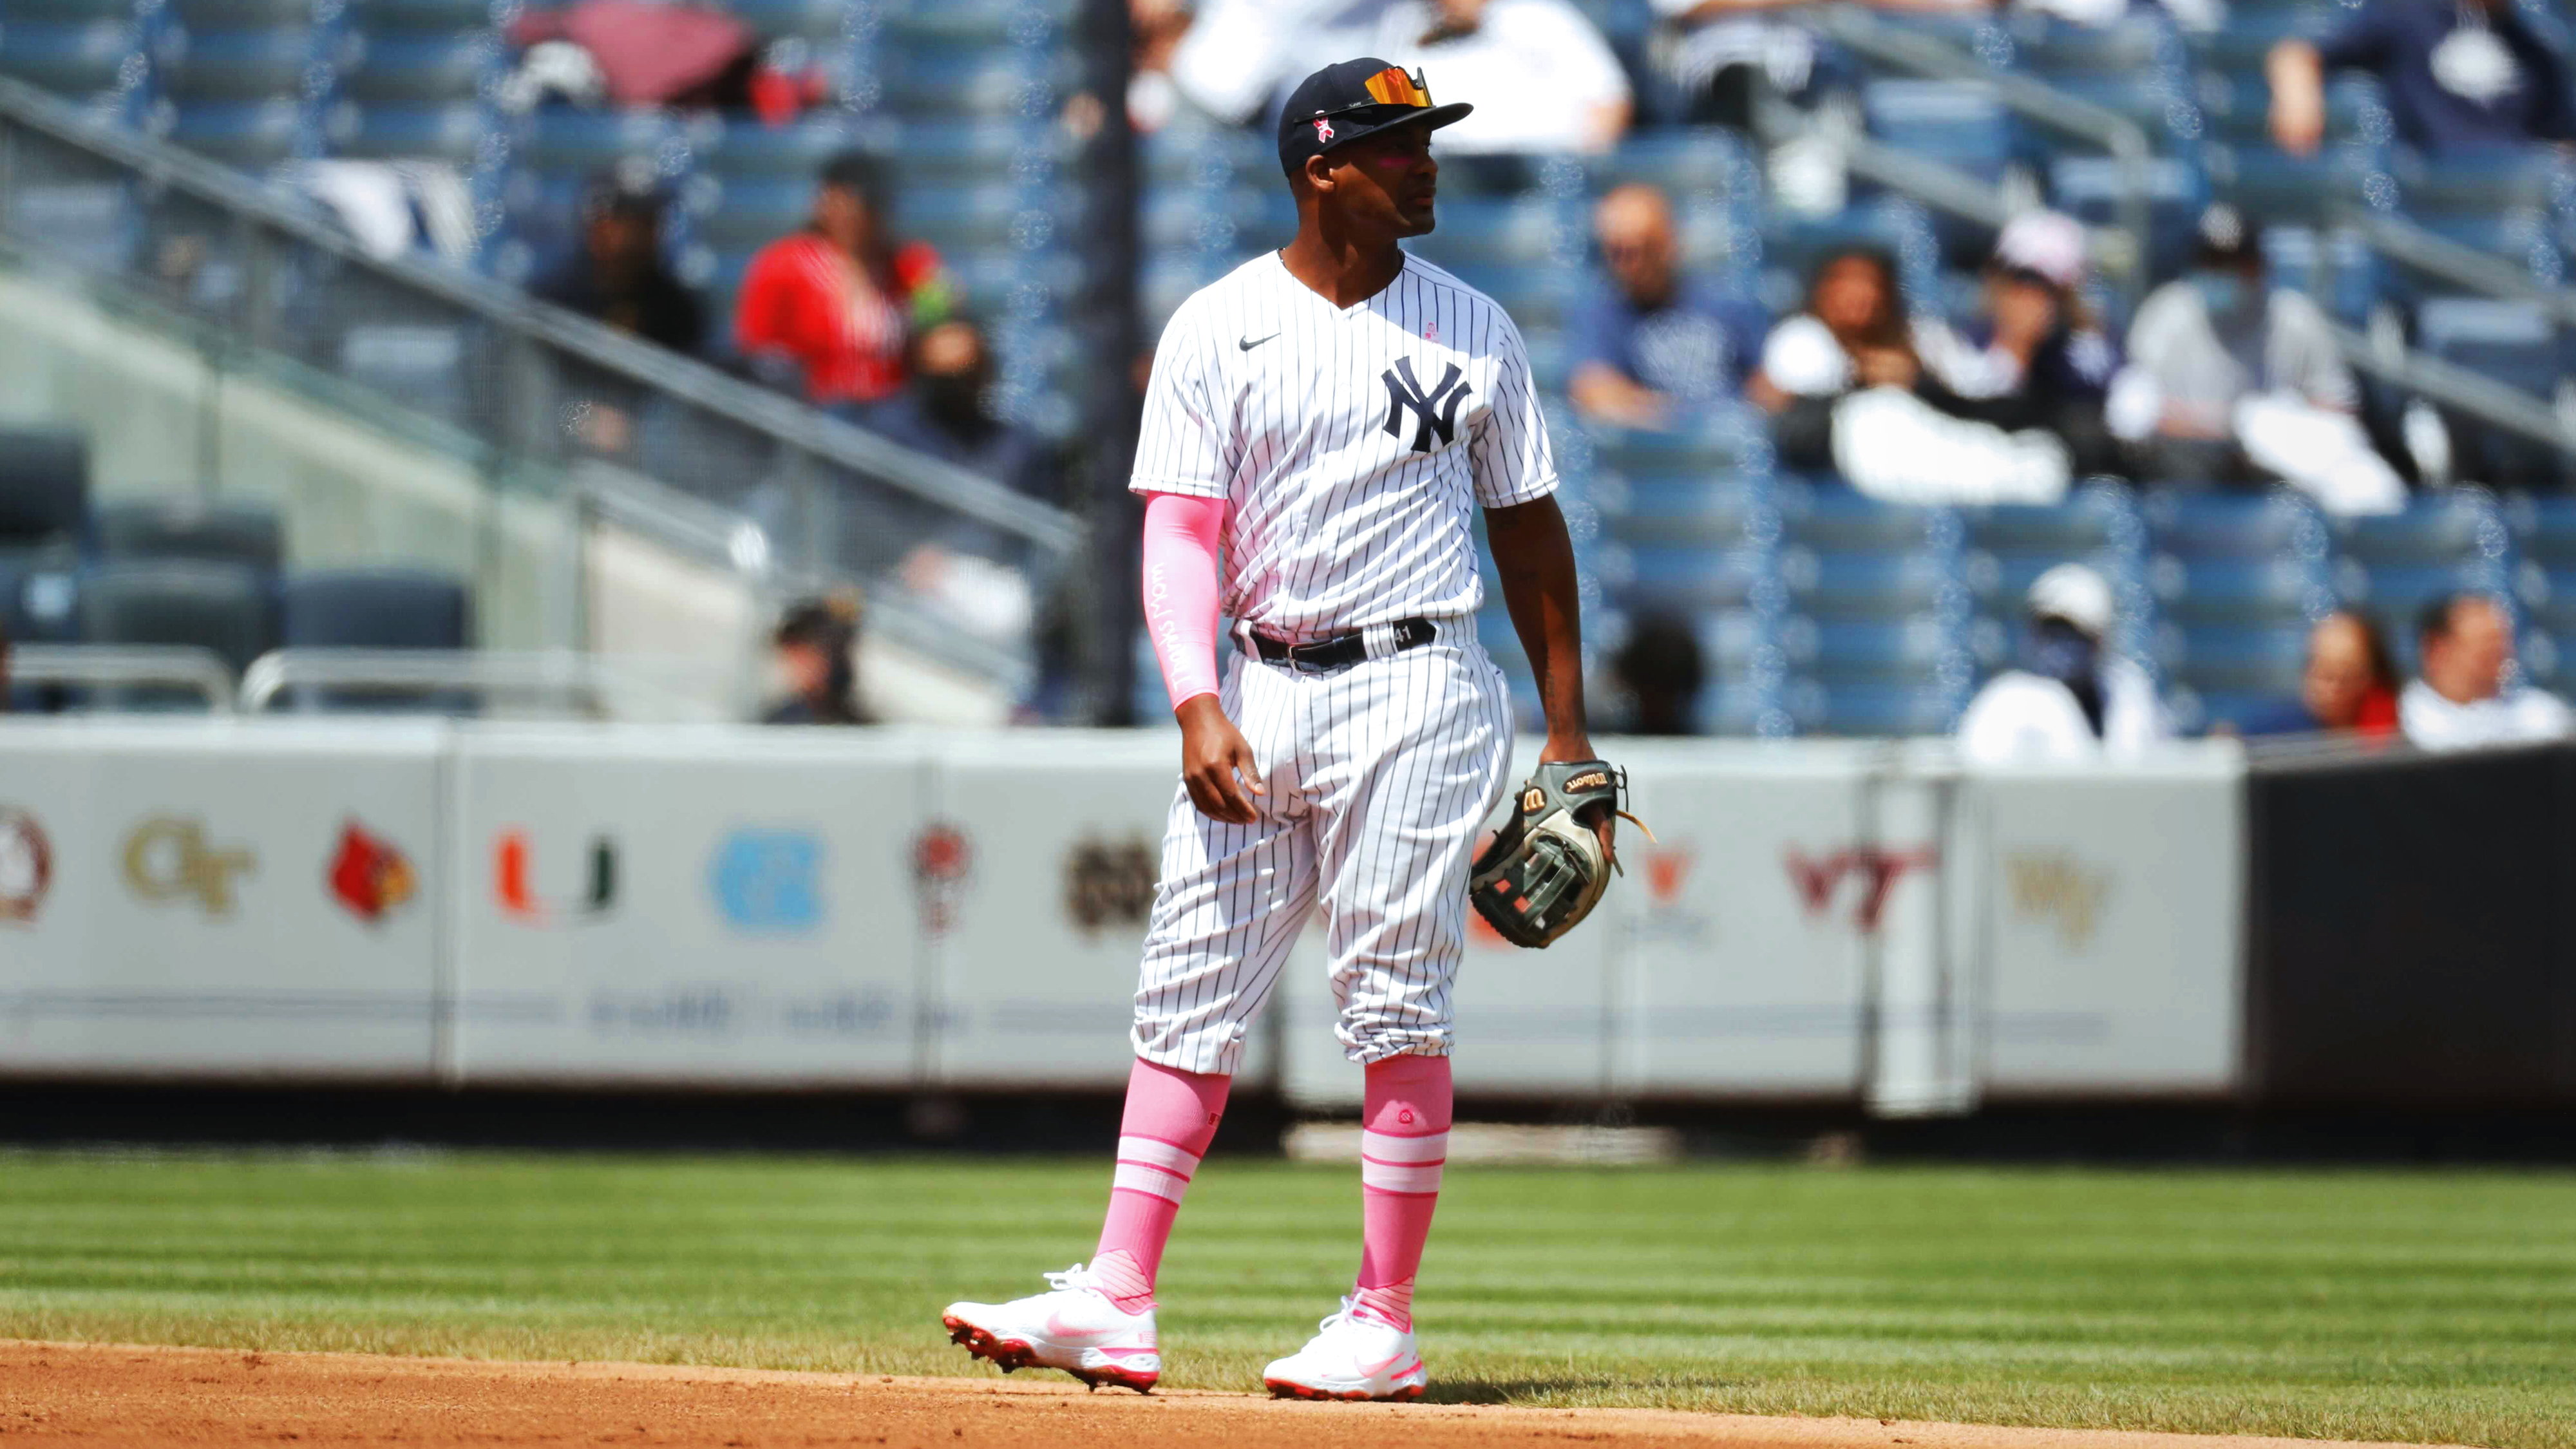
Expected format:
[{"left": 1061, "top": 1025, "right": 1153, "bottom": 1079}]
[{"left": 1356, "top": 1349, "right": 1417, "bottom": 1378}]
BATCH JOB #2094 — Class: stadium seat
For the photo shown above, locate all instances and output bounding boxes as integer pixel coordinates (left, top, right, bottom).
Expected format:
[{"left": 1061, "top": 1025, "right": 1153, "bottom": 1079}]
[
  {"left": 163, "top": 26, "right": 328, "bottom": 102},
  {"left": 2168, "top": 623, "right": 2307, "bottom": 701},
  {"left": 2333, "top": 494, "right": 2506, "bottom": 570},
  {"left": 77, "top": 559, "right": 276, "bottom": 704},
  {"left": 2145, "top": 489, "right": 2327, "bottom": 561},
  {"left": 1785, "top": 549, "right": 1960, "bottom": 621},
  {"left": 1601, "top": 477, "right": 1771, "bottom": 551},
  {"left": 168, "top": 98, "right": 312, "bottom": 167},
  {"left": 0, "top": 428, "right": 91, "bottom": 552},
  {"left": 1779, "top": 481, "right": 1950, "bottom": 552},
  {"left": 2152, "top": 555, "right": 2329, "bottom": 628},
  {"left": 1862, "top": 79, "right": 2016, "bottom": 185},
  {"left": 338, "top": 33, "right": 497, "bottom": 103},
  {"left": 726, "top": 0, "right": 859, "bottom": 41},
  {"left": 2415, "top": 298, "right": 2568, "bottom": 399},
  {"left": 95, "top": 497, "right": 288, "bottom": 573},
  {"left": 0, "top": 19, "right": 147, "bottom": 96},
  {"left": 274, "top": 567, "right": 473, "bottom": 710}
]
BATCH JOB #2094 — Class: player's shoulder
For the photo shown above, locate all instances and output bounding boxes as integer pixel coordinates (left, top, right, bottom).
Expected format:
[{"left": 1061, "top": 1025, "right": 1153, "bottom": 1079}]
[
  {"left": 1155, "top": 254, "right": 1282, "bottom": 343},
  {"left": 1399, "top": 253, "right": 1529, "bottom": 350}
]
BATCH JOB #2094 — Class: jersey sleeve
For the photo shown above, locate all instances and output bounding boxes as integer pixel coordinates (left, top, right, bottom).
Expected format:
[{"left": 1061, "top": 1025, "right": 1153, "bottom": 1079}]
[
  {"left": 1470, "top": 310, "right": 1559, "bottom": 508},
  {"left": 1129, "top": 298, "right": 1235, "bottom": 500}
]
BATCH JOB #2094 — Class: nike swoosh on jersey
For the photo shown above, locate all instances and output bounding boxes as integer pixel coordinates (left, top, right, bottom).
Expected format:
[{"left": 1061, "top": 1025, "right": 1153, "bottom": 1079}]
[{"left": 1238, "top": 333, "right": 1279, "bottom": 351}]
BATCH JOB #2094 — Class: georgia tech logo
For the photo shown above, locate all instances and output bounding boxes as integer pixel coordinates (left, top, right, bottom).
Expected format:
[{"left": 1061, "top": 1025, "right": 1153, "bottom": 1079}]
[
  {"left": 495, "top": 828, "right": 618, "bottom": 925},
  {"left": 2003, "top": 851, "right": 2112, "bottom": 949},
  {"left": 0, "top": 808, "right": 52, "bottom": 924},
  {"left": 122, "top": 818, "right": 256, "bottom": 917}
]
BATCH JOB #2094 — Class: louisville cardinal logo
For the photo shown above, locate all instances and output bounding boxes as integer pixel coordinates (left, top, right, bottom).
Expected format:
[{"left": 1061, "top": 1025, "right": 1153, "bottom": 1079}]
[
  {"left": 1313, "top": 116, "right": 1334, "bottom": 142},
  {"left": 328, "top": 820, "right": 415, "bottom": 924}
]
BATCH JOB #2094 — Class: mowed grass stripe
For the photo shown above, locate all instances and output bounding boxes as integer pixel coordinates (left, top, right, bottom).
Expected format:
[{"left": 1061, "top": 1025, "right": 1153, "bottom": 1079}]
[{"left": 0, "top": 1151, "right": 2570, "bottom": 1445}]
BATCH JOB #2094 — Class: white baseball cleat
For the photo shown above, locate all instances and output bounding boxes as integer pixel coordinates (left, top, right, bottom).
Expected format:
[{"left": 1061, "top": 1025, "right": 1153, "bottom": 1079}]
[
  {"left": 940, "top": 1264, "right": 1160, "bottom": 1393},
  {"left": 1261, "top": 1297, "right": 1428, "bottom": 1401}
]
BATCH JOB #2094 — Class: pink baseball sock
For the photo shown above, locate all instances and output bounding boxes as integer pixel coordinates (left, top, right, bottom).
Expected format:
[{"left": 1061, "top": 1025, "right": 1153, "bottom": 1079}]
[
  {"left": 1351, "top": 1053, "right": 1452, "bottom": 1334},
  {"left": 1091, "top": 1057, "right": 1231, "bottom": 1314}
]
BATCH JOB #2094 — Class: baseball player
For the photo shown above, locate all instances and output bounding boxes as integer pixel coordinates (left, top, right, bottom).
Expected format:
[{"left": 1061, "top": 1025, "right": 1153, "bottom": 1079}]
[{"left": 940, "top": 57, "right": 1612, "bottom": 1401}]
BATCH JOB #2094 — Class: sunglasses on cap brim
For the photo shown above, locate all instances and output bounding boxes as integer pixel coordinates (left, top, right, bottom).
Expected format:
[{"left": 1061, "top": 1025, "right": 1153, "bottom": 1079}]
[{"left": 1307, "top": 66, "right": 1437, "bottom": 128}]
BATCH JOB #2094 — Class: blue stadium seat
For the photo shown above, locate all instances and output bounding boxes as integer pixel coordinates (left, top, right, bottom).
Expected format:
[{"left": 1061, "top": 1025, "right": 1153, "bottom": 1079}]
[
  {"left": 878, "top": 49, "right": 1059, "bottom": 118},
  {"left": 2201, "top": 142, "right": 2378, "bottom": 227},
  {"left": 77, "top": 558, "right": 277, "bottom": 686},
  {"left": 2152, "top": 555, "right": 2329, "bottom": 627},
  {"left": 164, "top": 26, "right": 327, "bottom": 102},
  {"left": 0, "top": 19, "right": 152, "bottom": 98},
  {"left": 513, "top": 109, "right": 687, "bottom": 175},
  {"left": 0, "top": 428, "right": 90, "bottom": 553},
  {"left": 328, "top": 99, "right": 490, "bottom": 163},
  {"left": 2333, "top": 493, "right": 2507, "bottom": 570},
  {"left": 1790, "top": 616, "right": 1967, "bottom": 684},
  {"left": 281, "top": 567, "right": 469, "bottom": 647},
  {"left": 1961, "top": 487, "right": 2141, "bottom": 557},
  {"left": 726, "top": 0, "right": 859, "bottom": 40},
  {"left": 1862, "top": 79, "right": 2016, "bottom": 184},
  {"left": 2145, "top": 489, "right": 2327, "bottom": 560},
  {"left": 1612, "top": 545, "right": 1772, "bottom": 614},
  {"left": 2416, "top": 298, "right": 2568, "bottom": 399},
  {"left": 1587, "top": 130, "right": 1762, "bottom": 201},
  {"left": 1779, "top": 480, "right": 1947, "bottom": 551},
  {"left": 2168, "top": 623, "right": 2307, "bottom": 700},
  {"left": 1785, "top": 549, "right": 1958, "bottom": 621},
  {"left": 1410, "top": 195, "right": 1576, "bottom": 269},
  {"left": 700, "top": 116, "right": 867, "bottom": 176},
  {"left": 347, "top": 0, "right": 500, "bottom": 29},
  {"left": 9, "top": 0, "right": 144, "bottom": 19},
  {"left": 1601, "top": 476, "right": 1770, "bottom": 551},
  {"left": 2049, "top": 154, "right": 2205, "bottom": 279},
  {"left": 167, "top": 97, "right": 312, "bottom": 166},
  {"left": 339, "top": 33, "right": 497, "bottom": 103},
  {"left": 169, "top": 0, "right": 323, "bottom": 25},
  {"left": 95, "top": 497, "right": 287, "bottom": 573},
  {"left": 1794, "top": 681, "right": 1965, "bottom": 738},
  {"left": 2261, "top": 225, "right": 2380, "bottom": 325}
]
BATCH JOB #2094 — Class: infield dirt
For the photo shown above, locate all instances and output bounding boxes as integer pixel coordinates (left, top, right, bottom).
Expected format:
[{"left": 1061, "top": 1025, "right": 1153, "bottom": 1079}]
[{"left": 0, "top": 1340, "right": 2452, "bottom": 1449}]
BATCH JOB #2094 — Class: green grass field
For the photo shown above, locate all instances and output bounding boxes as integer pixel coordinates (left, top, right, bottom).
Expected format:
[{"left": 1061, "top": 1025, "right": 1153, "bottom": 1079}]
[{"left": 1, "top": 1150, "right": 2571, "bottom": 1446}]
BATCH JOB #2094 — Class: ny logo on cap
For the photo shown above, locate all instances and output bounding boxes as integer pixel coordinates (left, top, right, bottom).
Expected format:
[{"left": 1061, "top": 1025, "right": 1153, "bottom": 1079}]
[{"left": 1380, "top": 357, "right": 1470, "bottom": 453}]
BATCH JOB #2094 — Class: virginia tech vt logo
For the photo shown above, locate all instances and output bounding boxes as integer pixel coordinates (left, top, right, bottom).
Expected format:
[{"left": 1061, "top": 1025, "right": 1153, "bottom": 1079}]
[
  {"left": 495, "top": 828, "right": 618, "bottom": 925},
  {"left": 122, "top": 817, "right": 257, "bottom": 917}
]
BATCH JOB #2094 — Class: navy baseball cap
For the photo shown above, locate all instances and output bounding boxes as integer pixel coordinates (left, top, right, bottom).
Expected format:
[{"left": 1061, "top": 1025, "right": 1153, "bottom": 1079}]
[{"left": 1278, "top": 58, "right": 1472, "bottom": 179}]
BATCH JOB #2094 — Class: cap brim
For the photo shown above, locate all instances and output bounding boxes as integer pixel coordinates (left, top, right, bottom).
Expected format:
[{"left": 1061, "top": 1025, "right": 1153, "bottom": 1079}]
[{"left": 1327, "top": 101, "right": 1474, "bottom": 151}]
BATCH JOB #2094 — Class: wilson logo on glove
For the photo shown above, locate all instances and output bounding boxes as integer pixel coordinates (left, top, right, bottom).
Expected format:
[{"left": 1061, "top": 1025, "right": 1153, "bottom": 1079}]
[{"left": 1468, "top": 760, "right": 1652, "bottom": 950}]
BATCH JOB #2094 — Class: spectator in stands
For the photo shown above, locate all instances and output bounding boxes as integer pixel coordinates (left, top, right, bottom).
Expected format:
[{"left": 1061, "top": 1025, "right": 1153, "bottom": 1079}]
[
  {"left": 735, "top": 151, "right": 954, "bottom": 411},
  {"left": 1612, "top": 614, "right": 1707, "bottom": 735},
  {"left": 1940, "top": 212, "right": 2124, "bottom": 477},
  {"left": 534, "top": 173, "right": 706, "bottom": 357},
  {"left": 1749, "top": 245, "right": 2072, "bottom": 505},
  {"left": 1367, "top": 0, "right": 1632, "bottom": 153},
  {"left": 2267, "top": 0, "right": 2575, "bottom": 158},
  {"left": 1569, "top": 184, "right": 1768, "bottom": 428},
  {"left": 1644, "top": 0, "right": 1837, "bottom": 134},
  {"left": 2112, "top": 205, "right": 2405, "bottom": 515},
  {"left": 865, "top": 319, "right": 1057, "bottom": 504},
  {"left": 761, "top": 595, "right": 869, "bottom": 726},
  {"left": 1957, "top": 564, "right": 2172, "bottom": 762},
  {"left": 2231, "top": 609, "right": 2402, "bottom": 737},
  {"left": 2399, "top": 592, "right": 2571, "bottom": 749},
  {"left": 867, "top": 317, "right": 1056, "bottom": 647}
]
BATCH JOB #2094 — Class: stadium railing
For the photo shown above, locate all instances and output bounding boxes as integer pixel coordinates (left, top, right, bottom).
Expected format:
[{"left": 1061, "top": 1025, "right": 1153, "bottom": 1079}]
[
  {"left": 8, "top": 645, "right": 238, "bottom": 711},
  {"left": 0, "top": 76, "right": 1083, "bottom": 697},
  {"left": 234, "top": 647, "right": 715, "bottom": 718}
]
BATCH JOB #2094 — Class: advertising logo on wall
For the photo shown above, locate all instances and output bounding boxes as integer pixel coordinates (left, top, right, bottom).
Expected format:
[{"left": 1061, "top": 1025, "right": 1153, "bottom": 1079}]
[
  {"left": 328, "top": 820, "right": 417, "bottom": 924},
  {"left": 1062, "top": 833, "right": 1157, "bottom": 936},
  {"left": 709, "top": 828, "right": 824, "bottom": 933},
  {"left": 2003, "top": 851, "right": 2113, "bottom": 949},
  {"left": 1785, "top": 846, "right": 1937, "bottom": 934},
  {"left": 912, "top": 822, "right": 972, "bottom": 938},
  {"left": 495, "top": 829, "right": 618, "bottom": 925},
  {"left": 122, "top": 817, "right": 258, "bottom": 918},
  {"left": 0, "top": 808, "right": 50, "bottom": 925}
]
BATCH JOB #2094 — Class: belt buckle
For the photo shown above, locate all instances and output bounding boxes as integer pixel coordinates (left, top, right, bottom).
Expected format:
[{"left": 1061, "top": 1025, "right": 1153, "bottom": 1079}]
[{"left": 1286, "top": 638, "right": 1335, "bottom": 672}]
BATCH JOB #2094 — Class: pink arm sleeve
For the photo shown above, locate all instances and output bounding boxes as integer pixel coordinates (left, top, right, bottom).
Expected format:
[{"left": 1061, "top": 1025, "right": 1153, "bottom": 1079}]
[{"left": 1141, "top": 491, "right": 1226, "bottom": 711}]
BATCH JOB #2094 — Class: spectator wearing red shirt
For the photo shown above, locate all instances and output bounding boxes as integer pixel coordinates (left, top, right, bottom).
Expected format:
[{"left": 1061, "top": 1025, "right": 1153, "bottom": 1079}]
[{"left": 734, "top": 150, "right": 954, "bottom": 409}]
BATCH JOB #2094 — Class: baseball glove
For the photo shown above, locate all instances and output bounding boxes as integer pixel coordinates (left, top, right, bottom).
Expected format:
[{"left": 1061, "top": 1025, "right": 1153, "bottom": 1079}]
[{"left": 1468, "top": 759, "right": 1651, "bottom": 949}]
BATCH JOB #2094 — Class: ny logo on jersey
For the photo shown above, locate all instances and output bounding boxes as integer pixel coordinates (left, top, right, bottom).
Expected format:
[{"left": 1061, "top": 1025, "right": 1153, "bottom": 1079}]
[{"left": 1380, "top": 356, "right": 1471, "bottom": 453}]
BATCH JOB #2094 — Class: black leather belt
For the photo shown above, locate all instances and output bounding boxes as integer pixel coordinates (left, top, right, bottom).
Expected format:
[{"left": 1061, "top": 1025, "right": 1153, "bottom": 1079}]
[{"left": 1249, "top": 617, "right": 1437, "bottom": 672}]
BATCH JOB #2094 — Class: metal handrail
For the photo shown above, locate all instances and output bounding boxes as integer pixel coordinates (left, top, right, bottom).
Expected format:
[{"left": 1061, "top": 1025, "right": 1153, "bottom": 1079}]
[
  {"left": 2340, "top": 209, "right": 2576, "bottom": 326},
  {"left": 9, "top": 645, "right": 236, "bottom": 711},
  {"left": 1801, "top": 3, "right": 2155, "bottom": 274},
  {"left": 236, "top": 648, "right": 710, "bottom": 716},
  {"left": 0, "top": 78, "right": 1081, "bottom": 556},
  {"left": 2325, "top": 319, "right": 2576, "bottom": 455}
]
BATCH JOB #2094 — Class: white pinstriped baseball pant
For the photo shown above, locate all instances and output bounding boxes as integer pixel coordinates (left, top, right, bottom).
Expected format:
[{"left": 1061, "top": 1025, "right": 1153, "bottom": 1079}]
[{"left": 1131, "top": 618, "right": 1515, "bottom": 1076}]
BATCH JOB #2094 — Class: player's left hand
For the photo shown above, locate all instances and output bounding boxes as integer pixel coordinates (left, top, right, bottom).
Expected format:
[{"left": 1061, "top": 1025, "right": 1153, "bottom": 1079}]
[{"left": 1538, "top": 734, "right": 1615, "bottom": 867}]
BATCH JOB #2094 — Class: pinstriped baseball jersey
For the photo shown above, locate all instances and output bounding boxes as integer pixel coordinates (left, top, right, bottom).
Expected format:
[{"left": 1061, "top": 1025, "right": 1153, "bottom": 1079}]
[{"left": 1129, "top": 250, "right": 1557, "bottom": 640}]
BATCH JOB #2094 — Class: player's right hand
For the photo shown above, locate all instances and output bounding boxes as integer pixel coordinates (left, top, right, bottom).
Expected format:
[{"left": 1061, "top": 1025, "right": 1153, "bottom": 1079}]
[{"left": 1175, "top": 694, "right": 1265, "bottom": 824}]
